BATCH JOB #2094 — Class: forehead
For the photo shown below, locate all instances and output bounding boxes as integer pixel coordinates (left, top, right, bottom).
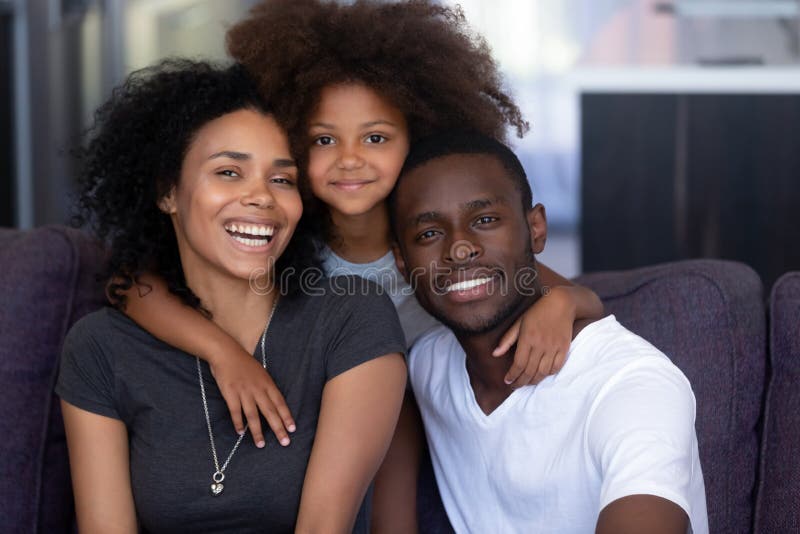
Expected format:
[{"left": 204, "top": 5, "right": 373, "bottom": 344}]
[
  {"left": 396, "top": 153, "right": 520, "bottom": 217},
  {"left": 312, "top": 82, "right": 403, "bottom": 120},
  {"left": 188, "top": 109, "right": 290, "bottom": 158}
]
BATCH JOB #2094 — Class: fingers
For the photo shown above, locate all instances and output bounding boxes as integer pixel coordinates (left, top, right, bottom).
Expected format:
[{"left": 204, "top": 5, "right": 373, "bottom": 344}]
[
  {"left": 493, "top": 319, "right": 522, "bottom": 357},
  {"left": 242, "top": 400, "right": 267, "bottom": 448},
  {"left": 508, "top": 348, "right": 545, "bottom": 389},
  {"left": 506, "top": 346, "right": 568, "bottom": 388},
  {"left": 254, "top": 393, "right": 291, "bottom": 447},
  {"left": 224, "top": 396, "right": 246, "bottom": 436},
  {"left": 268, "top": 387, "right": 296, "bottom": 435}
]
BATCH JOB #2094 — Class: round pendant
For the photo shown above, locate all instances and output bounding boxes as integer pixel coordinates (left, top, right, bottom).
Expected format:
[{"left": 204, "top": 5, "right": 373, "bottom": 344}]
[{"left": 210, "top": 482, "right": 224, "bottom": 495}]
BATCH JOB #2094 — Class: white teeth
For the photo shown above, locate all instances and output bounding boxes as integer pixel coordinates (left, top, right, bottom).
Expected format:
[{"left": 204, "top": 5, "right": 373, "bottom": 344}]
[
  {"left": 232, "top": 235, "right": 269, "bottom": 247},
  {"left": 225, "top": 223, "right": 275, "bottom": 238},
  {"left": 447, "top": 277, "right": 491, "bottom": 292}
]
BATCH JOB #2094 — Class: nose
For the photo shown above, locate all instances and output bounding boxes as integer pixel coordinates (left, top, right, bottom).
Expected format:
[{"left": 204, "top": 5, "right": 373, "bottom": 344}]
[
  {"left": 240, "top": 179, "right": 276, "bottom": 209},
  {"left": 336, "top": 142, "right": 366, "bottom": 171},
  {"left": 444, "top": 237, "right": 483, "bottom": 265}
]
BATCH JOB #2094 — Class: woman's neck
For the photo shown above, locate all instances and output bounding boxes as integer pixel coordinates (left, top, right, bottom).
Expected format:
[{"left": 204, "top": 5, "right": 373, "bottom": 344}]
[
  {"left": 329, "top": 201, "right": 392, "bottom": 263},
  {"left": 184, "top": 268, "right": 276, "bottom": 354}
]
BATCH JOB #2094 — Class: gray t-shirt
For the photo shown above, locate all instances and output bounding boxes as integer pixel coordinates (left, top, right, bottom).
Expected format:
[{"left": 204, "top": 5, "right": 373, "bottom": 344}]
[
  {"left": 322, "top": 248, "right": 440, "bottom": 348},
  {"left": 56, "top": 277, "right": 405, "bottom": 533}
]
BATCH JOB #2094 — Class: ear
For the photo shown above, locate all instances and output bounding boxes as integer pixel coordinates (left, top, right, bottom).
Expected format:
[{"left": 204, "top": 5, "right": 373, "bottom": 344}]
[
  {"left": 526, "top": 203, "right": 547, "bottom": 254},
  {"left": 391, "top": 241, "right": 410, "bottom": 284},
  {"left": 158, "top": 187, "right": 177, "bottom": 214}
]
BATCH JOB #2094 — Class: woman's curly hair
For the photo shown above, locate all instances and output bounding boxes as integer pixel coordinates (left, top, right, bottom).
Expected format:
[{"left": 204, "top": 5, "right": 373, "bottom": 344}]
[
  {"left": 73, "top": 58, "right": 319, "bottom": 310},
  {"left": 226, "top": 0, "right": 529, "bottom": 244}
]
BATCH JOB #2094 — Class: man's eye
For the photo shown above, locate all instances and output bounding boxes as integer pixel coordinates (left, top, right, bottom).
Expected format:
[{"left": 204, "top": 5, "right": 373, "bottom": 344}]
[
  {"left": 475, "top": 216, "right": 497, "bottom": 225},
  {"left": 365, "top": 134, "right": 387, "bottom": 144},
  {"left": 417, "top": 229, "right": 439, "bottom": 241},
  {"left": 314, "top": 135, "right": 335, "bottom": 146}
]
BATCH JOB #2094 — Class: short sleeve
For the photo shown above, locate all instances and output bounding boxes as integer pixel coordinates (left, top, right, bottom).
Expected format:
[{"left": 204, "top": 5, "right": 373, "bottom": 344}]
[
  {"left": 55, "top": 312, "right": 120, "bottom": 420},
  {"left": 586, "top": 357, "right": 701, "bottom": 518},
  {"left": 322, "top": 277, "right": 406, "bottom": 380}
]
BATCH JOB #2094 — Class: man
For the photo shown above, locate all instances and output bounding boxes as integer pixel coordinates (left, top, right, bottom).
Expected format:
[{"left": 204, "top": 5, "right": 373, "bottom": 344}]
[{"left": 389, "top": 132, "right": 708, "bottom": 533}]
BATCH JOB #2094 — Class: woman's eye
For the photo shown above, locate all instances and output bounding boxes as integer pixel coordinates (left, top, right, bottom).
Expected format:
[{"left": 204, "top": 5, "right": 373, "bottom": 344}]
[
  {"left": 314, "top": 135, "right": 335, "bottom": 146},
  {"left": 270, "top": 176, "right": 296, "bottom": 186},
  {"left": 365, "top": 134, "right": 387, "bottom": 144},
  {"left": 218, "top": 169, "right": 240, "bottom": 178}
]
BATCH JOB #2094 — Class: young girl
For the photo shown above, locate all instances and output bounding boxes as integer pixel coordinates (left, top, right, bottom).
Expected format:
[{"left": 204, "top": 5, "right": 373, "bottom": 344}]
[
  {"left": 122, "top": 0, "right": 605, "bottom": 529},
  {"left": 59, "top": 59, "right": 406, "bottom": 532}
]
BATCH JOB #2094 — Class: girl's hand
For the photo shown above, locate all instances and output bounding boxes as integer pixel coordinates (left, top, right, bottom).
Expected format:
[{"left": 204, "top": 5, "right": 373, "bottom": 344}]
[
  {"left": 492, "top": 286, "right": 575, "bottom": 388},
  {"left": 208, "top": 347, "right": 296, "bottom": 448}
]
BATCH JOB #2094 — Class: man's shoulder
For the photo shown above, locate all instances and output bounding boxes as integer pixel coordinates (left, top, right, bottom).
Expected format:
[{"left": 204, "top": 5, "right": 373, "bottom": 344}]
[
  {"left": 407, "top": 325, "right": 458, "bottom": 379},
  {"left": 568, "top": 316, "right": 679, "bottom": 377}
]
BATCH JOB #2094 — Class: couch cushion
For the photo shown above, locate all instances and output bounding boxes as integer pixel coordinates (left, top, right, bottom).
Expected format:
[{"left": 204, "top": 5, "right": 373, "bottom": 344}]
[
  {"left": 754, "top": 272, "right": 800, "bottom": 533},
  {"left": 575, "top": 259, "right": 765, "bottom": 534},
  {"left": 0, "top": 226, "right": 105, "bottom": 533}
]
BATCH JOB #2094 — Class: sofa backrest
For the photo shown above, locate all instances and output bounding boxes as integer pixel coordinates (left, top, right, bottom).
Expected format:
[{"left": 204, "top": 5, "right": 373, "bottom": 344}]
[
  {"left": 575, "top": 259, "right": 766, "bottom": 534},
  {"left": 0, "top": 226, "right": 106, "bottom": 534},
  {"left": 754, "top": 271, "right": 800, "bottom": 533}
]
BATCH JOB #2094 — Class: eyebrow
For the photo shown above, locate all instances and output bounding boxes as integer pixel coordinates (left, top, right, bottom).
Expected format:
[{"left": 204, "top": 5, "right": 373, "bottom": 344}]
[
  {"left": 409, "top": 196, "right": 508, "bottom": 226},
  {"left": 308, "top": 119, "right": 400, "bottom": 129},
  {"left": 208, "top": 151, "right": 296, "bottom": 168}
]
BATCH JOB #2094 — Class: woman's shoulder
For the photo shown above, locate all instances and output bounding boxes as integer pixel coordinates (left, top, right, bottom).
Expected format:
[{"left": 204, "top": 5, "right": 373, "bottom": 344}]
[{"left": 64, "top": 306, "right": 162, "bottom": 356}]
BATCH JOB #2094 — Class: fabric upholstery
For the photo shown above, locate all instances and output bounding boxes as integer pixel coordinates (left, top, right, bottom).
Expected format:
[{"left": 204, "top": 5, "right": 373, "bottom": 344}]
[
  {"left": 0, "top": 226, "right": 105, "bottom": 534},
  {"left": 754, "top": 272, "right": 800, "bottom": 533},
  {"left": 575, "top": 260, "right": 766, "bottom": 534}
]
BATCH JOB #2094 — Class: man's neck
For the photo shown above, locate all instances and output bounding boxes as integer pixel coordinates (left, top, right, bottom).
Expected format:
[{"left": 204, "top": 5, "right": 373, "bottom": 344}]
[
  {"left": 329, "top": 202, "right": 392, "bottom": 263},
  {"left": 455, "top": 294, "right": 540, "bottom": 415}
]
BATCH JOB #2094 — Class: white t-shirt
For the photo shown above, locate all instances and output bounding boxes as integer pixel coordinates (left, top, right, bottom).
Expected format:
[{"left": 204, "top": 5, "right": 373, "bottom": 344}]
[
  {"left": 408, "top": 315, "right": 709, "bottom": 534},
  {"left": 322, "top": 248, "right": 440, "bottom": 348}
]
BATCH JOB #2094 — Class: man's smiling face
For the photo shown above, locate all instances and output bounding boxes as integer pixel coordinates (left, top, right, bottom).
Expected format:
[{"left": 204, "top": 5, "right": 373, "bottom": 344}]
[{"left": 393, "top": 153, "right": 547, "bottom": 335}]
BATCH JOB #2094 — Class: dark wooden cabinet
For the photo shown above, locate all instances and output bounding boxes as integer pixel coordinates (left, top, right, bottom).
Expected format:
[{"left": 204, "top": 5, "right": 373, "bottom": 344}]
[{"left": 582, "top": 93, "right": 800, "bottom": 288}]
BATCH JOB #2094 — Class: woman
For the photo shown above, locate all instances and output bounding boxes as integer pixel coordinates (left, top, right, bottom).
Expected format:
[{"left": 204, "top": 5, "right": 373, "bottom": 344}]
[{"left": 57, "top": 59, "right": 406, "bottom": 533}]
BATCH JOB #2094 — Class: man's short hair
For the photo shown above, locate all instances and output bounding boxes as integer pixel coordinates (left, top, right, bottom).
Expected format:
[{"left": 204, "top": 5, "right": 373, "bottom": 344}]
[{"left": 389, "top": 131, "right": 533, "bottom": 236}]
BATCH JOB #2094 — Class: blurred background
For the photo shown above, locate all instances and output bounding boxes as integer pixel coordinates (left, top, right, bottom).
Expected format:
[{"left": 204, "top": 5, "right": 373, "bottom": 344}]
[{"left": 1, "top": 0, "right": 799, "bottom": 285}]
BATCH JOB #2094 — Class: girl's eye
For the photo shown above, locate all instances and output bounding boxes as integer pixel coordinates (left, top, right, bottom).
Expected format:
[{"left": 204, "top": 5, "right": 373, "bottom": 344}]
[
  {"left": 365, "top": 134, "right": 387, "bottom": 144},
  {"left": 475, "top": 215, "right": 498, "bottom": 225},
  {"left": 314, "top": 135, "right": 335, "bottom": 146},
  {"left": 218, "top": 169, "right": 240, "bottom": 178}
]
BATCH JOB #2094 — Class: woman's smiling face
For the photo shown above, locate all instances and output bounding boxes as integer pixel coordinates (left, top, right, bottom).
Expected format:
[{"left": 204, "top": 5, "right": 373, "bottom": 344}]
[
  {"left": 306, "top": 83, "right": 410, "bottom": 219},
  {"left": 160, "top": 108, "right": 303, "bottom": 284}
]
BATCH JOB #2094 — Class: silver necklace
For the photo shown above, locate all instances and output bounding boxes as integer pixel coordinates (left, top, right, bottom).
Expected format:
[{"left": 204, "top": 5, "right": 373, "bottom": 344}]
[{"left": 197, "top": 297, "right": 279, "bottom": 496}]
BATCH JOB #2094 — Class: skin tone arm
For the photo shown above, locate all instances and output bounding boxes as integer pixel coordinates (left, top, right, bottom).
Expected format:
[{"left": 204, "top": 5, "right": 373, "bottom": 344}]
[
  {"left": 596, "top": 495, "right": 689, "bottom": 534},
  {"left": 493, "top": 261, "right": 605, "bottom": 387},
  {"left": 117, "top": 272, "right": 295, "bottom": 448},
  {"left": 62, "top": 401, "right": 137, "bottom": 534},
  {"left": 295, "top": 353, "right": 407, "bottom": 534},
  {"left": 370, "top": 391, "right": 425, "bottom": 534}
]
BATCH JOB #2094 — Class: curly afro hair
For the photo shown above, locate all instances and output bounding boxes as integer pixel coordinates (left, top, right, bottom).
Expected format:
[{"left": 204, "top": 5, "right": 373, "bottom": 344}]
[
  {"left": 226, "top": 0, "right": 528, "bottom": 244},
  {"left": 228, "top": 0, "right": 528, "bottom": 148},
  {"left": 73, "top": 58, "right": 318, "bottom": 310}
]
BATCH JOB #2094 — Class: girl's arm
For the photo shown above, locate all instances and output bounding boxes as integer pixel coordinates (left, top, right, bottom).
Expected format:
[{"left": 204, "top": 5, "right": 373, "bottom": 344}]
[
  {"left": 494, "top": 261, "right": 605, "bottom": 387},
  {"left": 370, "top": 391, "right": 425, "bottom": 533},
  {"left": 117, "top": 272, "right": 295, "bottom": 448},
  {"left": 296, "top": 354, "right": 407, "bottom": 533},
  {"left": 62, "top": 401, "right": 137, "bottom": 534}
]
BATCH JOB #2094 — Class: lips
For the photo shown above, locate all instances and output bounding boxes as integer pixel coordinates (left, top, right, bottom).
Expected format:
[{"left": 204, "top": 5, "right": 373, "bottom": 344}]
[
  {"left": 223, "top": 221, "right": 277, "bottom": 249},
  {"left": 330, "top": 179, "right": 376, "bottom": 191},
  {"left": 435, "top": 268, "right": 504, "bottom": 303}
]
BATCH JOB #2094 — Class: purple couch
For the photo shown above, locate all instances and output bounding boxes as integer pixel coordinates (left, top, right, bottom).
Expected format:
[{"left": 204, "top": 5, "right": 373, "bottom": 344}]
[{"left": 1, "top": 226, "right": 797, "bottom": 533}]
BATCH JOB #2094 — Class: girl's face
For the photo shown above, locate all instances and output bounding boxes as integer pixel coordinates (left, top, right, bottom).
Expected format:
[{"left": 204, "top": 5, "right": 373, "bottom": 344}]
[
  {"left": 160, "top": 109, "right": 302, "bottom": 283},
  {"left": 307, "top": 83, "right": 410, "bottom": 219}
]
